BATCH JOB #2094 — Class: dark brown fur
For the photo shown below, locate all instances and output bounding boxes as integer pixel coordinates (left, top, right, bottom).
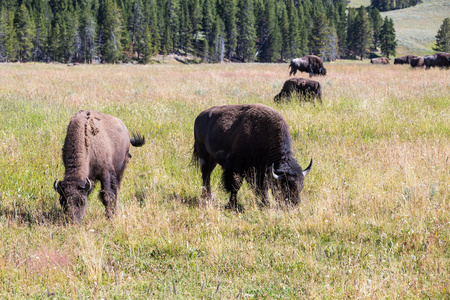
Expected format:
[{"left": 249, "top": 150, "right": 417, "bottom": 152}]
[
  {"left": 424, "top": 52, "right": 450, "bottom": 69},
  {"left": 370, "top": 57, "right": 390, "bottom": 64},
  {"left": 394, "top": 55, "right": 417, "bottom": 64},
  {"left": 274, "top": 78, "right": 322, "bottom": 105},
  {"left": 289, "top": 55, "right": 327, "bottom": 77},
  {"left": 410, "top": 56, "right": 425, "bottom": 68},
  {"left": 192, "top": 104, "right": 312, "bottom": 211},
  {"left": 54, "top": 110, "right": 145, "bottom": 223}
]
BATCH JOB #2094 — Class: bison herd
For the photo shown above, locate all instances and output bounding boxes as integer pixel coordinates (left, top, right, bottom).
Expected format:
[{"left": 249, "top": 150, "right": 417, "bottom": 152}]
[{"left": 54, "top": 52, "right": 448, "bottom": 222}]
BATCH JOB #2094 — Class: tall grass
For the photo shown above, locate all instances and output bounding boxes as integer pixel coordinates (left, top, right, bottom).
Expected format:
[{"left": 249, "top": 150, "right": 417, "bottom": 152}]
[{"left": 0, "top": 61, "right": 449, "bottom": 298}]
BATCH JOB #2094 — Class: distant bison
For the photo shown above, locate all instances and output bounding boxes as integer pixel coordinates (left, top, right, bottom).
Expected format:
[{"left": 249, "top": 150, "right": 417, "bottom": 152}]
[
  {"left": 192, "top": 104, "right": 312, "bottom": 211},
  {"left": 274, "top": 78, "right": 322, "bottom": 105},
  {"left": 370, "top": 57, "right": 390, "bottom": 64},
  {"left": 289, "top": 55, "right": 327, "bottom": 77},
  {"left": 54, "top": 110, "right": 145, "bottom": 223},
  {"left": 424, "top": 52, "right": 450, "bottom": 69},
  {"left": 394, "top": 55, "right": 417, "bottom": 65},
  {"left": 410, "top": 56, "right": 425, "bottom": 68}
]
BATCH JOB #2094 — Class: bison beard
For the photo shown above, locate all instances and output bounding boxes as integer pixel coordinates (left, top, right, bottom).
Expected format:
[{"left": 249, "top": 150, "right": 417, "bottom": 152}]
[
  {"left": 192, "top": 104, "right": 312, "bottom": 211},
  {"left": 54, "top": 110, "right": 145, "bottom": 223}
]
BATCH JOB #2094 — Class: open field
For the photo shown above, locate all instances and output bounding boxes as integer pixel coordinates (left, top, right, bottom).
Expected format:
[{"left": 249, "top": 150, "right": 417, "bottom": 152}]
[{"left": 0, "top": 61, "right": 449, "bottom": 298}]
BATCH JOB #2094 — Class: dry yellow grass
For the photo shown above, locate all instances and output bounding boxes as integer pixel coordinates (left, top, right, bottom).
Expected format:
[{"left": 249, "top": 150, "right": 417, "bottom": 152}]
[{"left": 0, "top": 61, "right": 449, "bottom": 298}]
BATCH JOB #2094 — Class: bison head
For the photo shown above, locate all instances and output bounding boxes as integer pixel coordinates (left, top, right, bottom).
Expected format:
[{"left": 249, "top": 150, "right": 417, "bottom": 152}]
[
  {"left": 54, "top": 178, "right": 92, "bottom": 223},
  {"left": 319, "top": 67, "right": 327, "bottom": 76},
  {"left": 272, "top": 158, "right": 312, "bottom": 205}
]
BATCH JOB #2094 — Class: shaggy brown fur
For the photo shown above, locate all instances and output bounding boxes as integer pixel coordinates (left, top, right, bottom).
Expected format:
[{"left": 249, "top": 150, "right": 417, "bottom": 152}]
[
  {"left": 274, "top": 78, "right": 322, "bottom": 105},
  {"left": 54, "top": 110, "right": 145, "bottom": 223},
  {"left": 394, "top": 55, "right": 417, "bottom": 64},
  {"left": 370, "top": 57, "right": 390, "bottom": 64},
  {"left": 289, "top": 55, "right": 327, "bottom": 77},
  {"left": 424, "top": 52, "right": 450, "bottom": 69},
  {"left": 192, "top": 104, "right": 312, "bottom": 211},
  {"left": 410, "top": 56, "right": 425, "bottom": 68}
]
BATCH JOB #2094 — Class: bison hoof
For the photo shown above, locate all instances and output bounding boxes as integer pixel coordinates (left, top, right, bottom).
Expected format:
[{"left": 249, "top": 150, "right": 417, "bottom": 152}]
[{"left": 224, "top": 202, "right": 245, "bottom": 213}]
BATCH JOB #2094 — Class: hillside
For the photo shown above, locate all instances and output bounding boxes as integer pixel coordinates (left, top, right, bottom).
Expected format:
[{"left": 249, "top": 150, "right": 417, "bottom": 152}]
[
  {"left": 382, "top": 0, "right": 450, "bottom": 55},
  {"left": 350, "top": 0, "right": 450, "bottom": 56}
]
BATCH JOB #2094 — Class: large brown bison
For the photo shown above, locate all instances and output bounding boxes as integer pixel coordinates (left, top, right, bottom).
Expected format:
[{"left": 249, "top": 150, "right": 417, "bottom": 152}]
[
  {"left": 424, "top": 52, "right": 450, "bottom": 69},
  {"left": 410, "top": 56, "right": 425, "bottom": 68},
  {"left": 289, "top": 55, "right": 327, "bottom": 77},
  {"left": 54, "top": 110, "right": 145, "bottom": 223},
  {"left": 274, "top": 78, "right": 322, "bottom": 105},
  {"left": 192, "top": 104, "right": 312, "bottom": 211},
  {"left": 370, "top": 57, "right": 390, "bottom": 64},
  {"left": 394, "top": 55, "right": 417, "bottom": 65}
]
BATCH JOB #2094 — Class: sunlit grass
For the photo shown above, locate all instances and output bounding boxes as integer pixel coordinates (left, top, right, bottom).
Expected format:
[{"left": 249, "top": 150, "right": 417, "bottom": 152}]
[{"left": 0, "top": 61, "right": 449, "bottom": 298}]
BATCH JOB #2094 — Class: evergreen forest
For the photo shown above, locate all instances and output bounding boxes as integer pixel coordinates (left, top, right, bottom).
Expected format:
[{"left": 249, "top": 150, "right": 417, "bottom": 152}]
[{"left": 0, "top": 0, "right": 397, "bottom": 64}]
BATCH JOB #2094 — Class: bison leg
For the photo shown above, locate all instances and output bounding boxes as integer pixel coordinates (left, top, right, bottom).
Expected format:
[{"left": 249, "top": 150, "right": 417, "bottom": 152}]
[
  {"left": 100, "top": 172, "right": 119, "bottom": 218},
  {"left": 200, "top": 158, "right": 217, "bottom": 202},
  {"left": 223, "top": 169, "right": 243, "bottom": 212},
  {"left": 255, "top": 170, "right": 269, "bottom": 207}
]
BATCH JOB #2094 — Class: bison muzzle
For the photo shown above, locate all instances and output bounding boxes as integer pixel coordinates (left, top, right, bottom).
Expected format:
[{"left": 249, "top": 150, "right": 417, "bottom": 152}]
[
  {"left": 54, "top": 110, "right": 145, "bottom": 223},
  {"left": 192, "top": 104, "right": 312, "bottom": 211}
]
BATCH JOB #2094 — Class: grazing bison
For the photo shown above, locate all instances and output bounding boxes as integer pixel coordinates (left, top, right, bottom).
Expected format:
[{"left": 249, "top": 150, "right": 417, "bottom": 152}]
[
  {"left": 274, "top": 78, "right": 322, "bottom": 105},
  {"left": 289, "top": 55, "right": 327, "bottom": 77},
  {"left": 54, "top": 110, "right": 145, "bottom": 223},
  {"left": 394, "top": 55, "right": 417, "bottom": 65},
  {"left": 424, "top": 52, "right": 450, "bottom": 69},
  {"left": 410, "top": 56, "right": 425, "bottom": 68},
  {"left": 192, "top": 104, "right": 312, "bottom": 211},
  {"left": 370, "top": 57, "right": 390, "bottom": 64}
]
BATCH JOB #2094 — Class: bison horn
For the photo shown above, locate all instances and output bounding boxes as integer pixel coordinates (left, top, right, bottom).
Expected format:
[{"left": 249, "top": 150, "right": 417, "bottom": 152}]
[
  {"left": 272, "top": 164, "right": 281, "bottom": 180},
  {"left": 302, "top": 159, "right": 313, "bottom": 177},
  {"left": 54, "top": 179, "right": 61, "bottom": 193},
  {"left": 82, "top": 177, "right": 92, "bottom": 191}
]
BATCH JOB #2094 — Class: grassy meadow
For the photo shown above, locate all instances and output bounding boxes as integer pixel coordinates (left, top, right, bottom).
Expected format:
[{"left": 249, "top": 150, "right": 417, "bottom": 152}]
[{"left": 0, "top": 61, "right": 449, "bottom": 298}]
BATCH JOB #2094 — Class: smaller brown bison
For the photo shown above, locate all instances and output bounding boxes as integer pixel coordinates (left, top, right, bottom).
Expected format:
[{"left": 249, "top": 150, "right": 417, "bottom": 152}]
[
  {"left": 54, "top": 110, "right": 145, "bottom": 223},
  {"left": 410, "top": 56, "right": 425, "bottom": 68},
  {"left": 370, "top": 57, "right": 390, "bottom": 64},
  {"left": 274, "top": 78, "right": 322, "bottom": 105},
  {"left": 394, "top": 55, "right": 417, "bottom": 65},
  {"left": 289, "top": 55, "right": 327, "bottom": 77}
]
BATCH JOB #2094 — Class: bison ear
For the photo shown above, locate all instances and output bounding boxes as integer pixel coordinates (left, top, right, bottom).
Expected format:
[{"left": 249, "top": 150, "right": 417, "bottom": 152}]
[
  {"left": 54, "top": 179, "right": 62, "bottom": 194},
  {"left": 302, "top": 159, "right": 313, "bottom": 177}
]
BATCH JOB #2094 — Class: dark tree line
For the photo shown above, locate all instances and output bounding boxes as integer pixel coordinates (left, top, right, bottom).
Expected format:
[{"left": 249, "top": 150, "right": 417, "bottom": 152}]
[
  {"left": 370, "top": 0, "right": 421, "bottom": 12},
  {"left": 0, "top": 0, "right": 397, "bottom": 63}
]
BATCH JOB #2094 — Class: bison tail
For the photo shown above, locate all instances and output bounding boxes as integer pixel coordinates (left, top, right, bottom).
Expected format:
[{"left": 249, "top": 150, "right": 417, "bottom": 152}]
[{"left": 130, "top": 132, "right": 145, "bottom": 147}]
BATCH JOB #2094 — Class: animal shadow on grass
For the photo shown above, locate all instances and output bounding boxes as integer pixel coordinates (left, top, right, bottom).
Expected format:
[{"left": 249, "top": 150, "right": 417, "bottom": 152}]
[{"left": 0, "top": 203, "right": 69, "bottom": 226}]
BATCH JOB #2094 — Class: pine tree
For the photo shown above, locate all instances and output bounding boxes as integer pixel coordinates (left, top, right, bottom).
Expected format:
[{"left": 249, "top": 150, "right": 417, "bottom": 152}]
[
  {"left": 368, "top": 7, "right": 382, "bottom": 51},
  {"left": 433, "top": 17, "right": 450, "bottom": 52},
  {"left": 0, "top": 8, "right": 8, "bottom": 61},
  {"left": 380, "top": 16, "right": 396, "bottom": 58},
  {"left": 190, "top": 0, "right": 202, "bottom": 57},
  {"left": 308, "top": 12, "right": 329, "bottom": 57},
  {"left": 286, "top": 0, "right": 299, "bottom": 59},
  {"left": 218, "top": 0, "right": 237, "bottom": 60},
  {"left": 349, "top": 6, "right": 372, "bottom": 59},
  {"left": 335, "top": 0, "right": 347, "bottom": 58},
  {"left": 278, "top": 1, "right": 289, "bottom": 61},
  {"left": 15, "top": 3, "right": 34, "bottom": 62},
  {"left": 236, "top": 0, "right": 255, "bottom": 62},
  {"left": 100, "top": 0, "right": 124, "bottom": 63},
  {"left": 212, "top": 13, "right": 225, "bottom": 62},
  {"left": 202, "top": 0, "right": 216, "bottom": 59},
  {"left": 79, "top": 8, "right": 96, "bottom": 63}
]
